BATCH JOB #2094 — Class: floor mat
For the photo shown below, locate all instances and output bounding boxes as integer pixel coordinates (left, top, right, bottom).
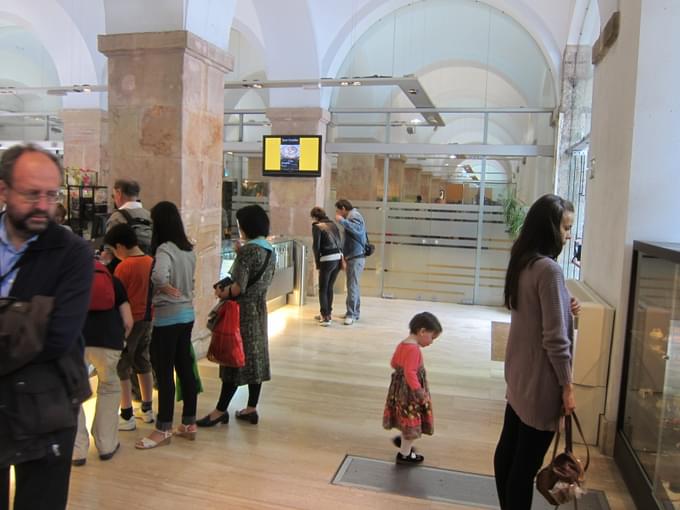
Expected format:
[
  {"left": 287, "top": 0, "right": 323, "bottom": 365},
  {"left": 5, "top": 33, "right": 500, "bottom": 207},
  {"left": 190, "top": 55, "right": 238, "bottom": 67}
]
[{"left": 331, "top": 455, "right": 610, "bottom": 509}]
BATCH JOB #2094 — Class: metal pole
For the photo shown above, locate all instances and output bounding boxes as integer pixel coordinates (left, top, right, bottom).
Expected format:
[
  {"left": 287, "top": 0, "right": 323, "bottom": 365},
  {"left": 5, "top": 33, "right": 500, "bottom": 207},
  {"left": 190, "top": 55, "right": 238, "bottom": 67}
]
[
  {"left": 379, "top": 113, "right": 390, "bottom": 297},
  {"left": 473, "top": 112, "right": 490, "bottom": 304}
]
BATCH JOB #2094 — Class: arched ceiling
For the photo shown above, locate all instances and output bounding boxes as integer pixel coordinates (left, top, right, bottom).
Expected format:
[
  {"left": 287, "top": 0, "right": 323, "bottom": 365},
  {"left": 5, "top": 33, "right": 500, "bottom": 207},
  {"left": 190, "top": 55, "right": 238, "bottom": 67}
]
[{"left": 0, "top": 0, "right": 600, "bottom": 114}]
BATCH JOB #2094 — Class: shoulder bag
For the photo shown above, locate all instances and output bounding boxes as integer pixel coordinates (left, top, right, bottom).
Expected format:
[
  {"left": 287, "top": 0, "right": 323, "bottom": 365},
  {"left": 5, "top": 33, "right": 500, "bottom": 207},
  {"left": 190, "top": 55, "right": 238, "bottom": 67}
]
[{"left": 536, "top": 412, "right": 590, "bottom": 507}]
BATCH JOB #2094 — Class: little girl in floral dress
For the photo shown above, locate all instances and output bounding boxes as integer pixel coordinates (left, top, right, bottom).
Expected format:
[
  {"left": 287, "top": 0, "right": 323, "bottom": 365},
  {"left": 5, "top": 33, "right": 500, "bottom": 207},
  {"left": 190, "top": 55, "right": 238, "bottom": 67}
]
[{"left": 383, "top": 312, "right": 442, "bottom": 465}]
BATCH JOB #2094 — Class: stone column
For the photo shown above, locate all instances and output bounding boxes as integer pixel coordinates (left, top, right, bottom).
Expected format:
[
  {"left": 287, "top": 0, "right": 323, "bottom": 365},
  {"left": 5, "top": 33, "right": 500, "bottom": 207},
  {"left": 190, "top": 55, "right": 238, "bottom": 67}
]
[
  {"left": 99, "top": 31, "right": 233, "bottom": 353},
  {"left": 375, "top": 156, "right": 405, "bottom": 201},
  {"left": 265, "top": 108, "right": 331, "bottom": 298},
  {"left": 420, "top": 174, "right": 432, "bottom": 200},
  {"left": 335, "top": 154, "right": 377, "bottom": 201},
  {"left": 265, "top": 108, "right": 331, "bottom": 237},
  {"left": 403, "top": 166, "right": 421, "bottom": 201},
  {"left": 62, "top": 109, "right": 109, "bottom": 187}
]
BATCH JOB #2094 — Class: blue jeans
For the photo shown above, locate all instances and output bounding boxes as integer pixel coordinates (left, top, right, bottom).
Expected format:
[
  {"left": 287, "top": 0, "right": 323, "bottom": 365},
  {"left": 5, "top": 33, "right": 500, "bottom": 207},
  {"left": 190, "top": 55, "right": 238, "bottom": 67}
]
[{"left": 345, "top": 256, "right": 365, "bottom": 319}]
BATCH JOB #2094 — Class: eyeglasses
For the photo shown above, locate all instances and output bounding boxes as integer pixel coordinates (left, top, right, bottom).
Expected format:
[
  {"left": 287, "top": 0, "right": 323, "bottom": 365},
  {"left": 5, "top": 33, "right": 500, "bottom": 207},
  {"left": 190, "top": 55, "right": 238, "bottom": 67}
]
[{"left": 9, "top": 187, "right": 60, "bottom": 204}]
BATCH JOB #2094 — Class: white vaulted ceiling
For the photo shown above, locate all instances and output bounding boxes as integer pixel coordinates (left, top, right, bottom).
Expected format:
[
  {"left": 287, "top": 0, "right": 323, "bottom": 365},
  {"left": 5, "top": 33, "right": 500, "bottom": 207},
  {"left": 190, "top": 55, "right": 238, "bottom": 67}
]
[{"left": 0, "top": 0, "right": 602, "bottom": 117}]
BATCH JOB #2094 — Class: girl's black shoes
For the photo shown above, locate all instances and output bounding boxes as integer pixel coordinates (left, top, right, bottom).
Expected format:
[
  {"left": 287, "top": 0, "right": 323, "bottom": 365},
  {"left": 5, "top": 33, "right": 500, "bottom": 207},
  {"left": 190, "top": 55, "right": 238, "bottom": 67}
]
[
  {"left": 196, "top": 412, "right": 229, "bottom": 427},
  {"left": 396, "top": 451, "right": 424, "bottom": 465},
  {"left": 235, "top": 409, "right": 259, "bottom": 424}
]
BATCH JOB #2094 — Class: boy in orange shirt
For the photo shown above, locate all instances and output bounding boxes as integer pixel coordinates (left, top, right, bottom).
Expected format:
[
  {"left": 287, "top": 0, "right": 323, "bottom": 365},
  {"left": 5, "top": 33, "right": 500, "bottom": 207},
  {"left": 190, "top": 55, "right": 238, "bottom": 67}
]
[{"left": 104, "top": 224, "right": 155, "bottom": 430}]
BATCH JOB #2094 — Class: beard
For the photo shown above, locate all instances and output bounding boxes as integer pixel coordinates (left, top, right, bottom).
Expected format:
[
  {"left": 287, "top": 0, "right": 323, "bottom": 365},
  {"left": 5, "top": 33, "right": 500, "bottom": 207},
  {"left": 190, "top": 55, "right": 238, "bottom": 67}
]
[{"left": 4, "top": 205, "right": 52, "bottom": 239}]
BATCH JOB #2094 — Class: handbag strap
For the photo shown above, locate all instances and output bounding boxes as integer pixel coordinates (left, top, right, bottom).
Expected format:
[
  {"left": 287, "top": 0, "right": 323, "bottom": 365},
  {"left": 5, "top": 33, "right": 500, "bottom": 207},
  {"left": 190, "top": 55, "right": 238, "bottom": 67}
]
[
  {"left": 246, "top": 249, "right": 272, "bottom": 288},
  {"left": 570, "top": 412, "right": 590, "bottom": 471},
  {"left": 553, "top": 412, "right": 590, "bottom": 472}
]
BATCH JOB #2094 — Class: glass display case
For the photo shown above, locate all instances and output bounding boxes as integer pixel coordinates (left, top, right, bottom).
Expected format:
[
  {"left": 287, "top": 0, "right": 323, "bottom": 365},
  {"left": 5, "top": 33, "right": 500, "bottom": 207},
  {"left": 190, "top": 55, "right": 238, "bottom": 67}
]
[
  {"left": 219, "top": 238, "right": 299, "bottom": 311},
  {"left": 616, "top": 241, "right": 680, "bottom": 510},
  {"left": 67, "top": 185, "right": 108, "bottom": 240}
]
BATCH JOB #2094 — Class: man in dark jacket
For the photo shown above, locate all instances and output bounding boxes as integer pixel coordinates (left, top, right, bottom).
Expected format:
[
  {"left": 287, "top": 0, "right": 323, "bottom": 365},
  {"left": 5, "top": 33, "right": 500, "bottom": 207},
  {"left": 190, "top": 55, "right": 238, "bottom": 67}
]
[{"left": 0, "top": 144, "right": 93, "bottom": 510}]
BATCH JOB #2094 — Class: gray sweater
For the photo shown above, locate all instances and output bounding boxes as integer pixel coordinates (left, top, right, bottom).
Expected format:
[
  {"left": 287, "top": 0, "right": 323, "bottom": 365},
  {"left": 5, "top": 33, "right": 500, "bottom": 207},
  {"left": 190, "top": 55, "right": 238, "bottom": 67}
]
[
  {"left": 504, "top": 256, "right": 573, "bottom": 432},
  {"left": 151, "top": 241, "right": 196, "bottom": 321}
]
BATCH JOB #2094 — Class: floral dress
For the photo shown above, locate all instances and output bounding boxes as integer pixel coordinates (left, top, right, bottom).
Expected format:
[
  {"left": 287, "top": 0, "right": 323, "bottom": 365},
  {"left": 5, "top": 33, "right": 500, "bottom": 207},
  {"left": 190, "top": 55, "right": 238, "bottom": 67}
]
[{"left": 383, "top": 341, "right": 434, "bottom": 439}]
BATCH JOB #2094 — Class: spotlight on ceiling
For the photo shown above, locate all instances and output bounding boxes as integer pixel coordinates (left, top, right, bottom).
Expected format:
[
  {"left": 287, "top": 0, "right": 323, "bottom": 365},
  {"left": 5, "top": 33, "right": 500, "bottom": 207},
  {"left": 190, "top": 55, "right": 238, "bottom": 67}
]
[{"left": 407, "top": 88, "right": 417, "bottom": 95}]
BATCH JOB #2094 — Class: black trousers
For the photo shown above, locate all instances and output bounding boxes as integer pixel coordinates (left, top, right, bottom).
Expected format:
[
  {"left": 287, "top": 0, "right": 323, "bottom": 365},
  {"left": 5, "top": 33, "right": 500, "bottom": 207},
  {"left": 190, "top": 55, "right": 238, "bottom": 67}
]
[
  {"left": 493, "top": 404, "right": 555, "bottom": 510},
  {"left": 150, "top": 321, "right": 197, "bottom": 430},
  {"left": 318, "top": 260, "right": 341, "bottom": 318},
  {"left": 217, "top": 383, "right": 262, "bottom": 412},
  {"left": 0, "top": 426, "right": 77, "bottom": 510}
]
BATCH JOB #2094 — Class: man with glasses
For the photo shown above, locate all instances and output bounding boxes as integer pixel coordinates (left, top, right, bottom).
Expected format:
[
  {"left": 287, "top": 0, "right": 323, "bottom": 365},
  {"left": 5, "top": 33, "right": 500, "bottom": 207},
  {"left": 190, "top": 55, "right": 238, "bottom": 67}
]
[{"left": 0, "top": 144, "right": 93, "bottom": 509}]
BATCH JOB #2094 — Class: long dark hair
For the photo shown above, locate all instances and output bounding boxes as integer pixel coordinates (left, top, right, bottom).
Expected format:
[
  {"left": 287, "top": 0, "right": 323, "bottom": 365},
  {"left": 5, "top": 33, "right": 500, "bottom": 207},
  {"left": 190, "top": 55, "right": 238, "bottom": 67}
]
[
  {"left": 503, "top": 194, "right": 574, "bottom": 310},
  {"left": 150, "top": 201, "right": 193, "bottom": 253}
]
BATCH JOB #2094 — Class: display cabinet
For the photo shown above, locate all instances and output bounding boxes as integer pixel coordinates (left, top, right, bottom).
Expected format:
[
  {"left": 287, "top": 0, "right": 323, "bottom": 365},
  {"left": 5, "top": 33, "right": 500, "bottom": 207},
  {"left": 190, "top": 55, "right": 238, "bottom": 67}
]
[
  {"left": 616, "top": 241, "right": 680, "bottom": 510},
  {"left": 219, "top": 238, "right": 300, "bottom": 311},
  {"left": 67, "top": 185, "right": 108, "bottom": 240}
]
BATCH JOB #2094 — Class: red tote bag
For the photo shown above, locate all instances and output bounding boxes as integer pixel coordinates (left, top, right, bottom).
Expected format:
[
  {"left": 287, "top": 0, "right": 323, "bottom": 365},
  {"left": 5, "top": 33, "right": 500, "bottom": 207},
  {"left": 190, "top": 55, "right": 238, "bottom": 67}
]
[{"left": 207, "top": 300, "right": 245, "bottom": 367}]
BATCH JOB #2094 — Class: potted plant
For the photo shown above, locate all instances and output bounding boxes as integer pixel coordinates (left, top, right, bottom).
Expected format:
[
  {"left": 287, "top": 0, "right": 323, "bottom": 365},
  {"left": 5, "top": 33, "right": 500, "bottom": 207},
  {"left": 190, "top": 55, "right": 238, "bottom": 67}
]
[{"left": 501, "top": 194, "right": 527, "bottom": 238}]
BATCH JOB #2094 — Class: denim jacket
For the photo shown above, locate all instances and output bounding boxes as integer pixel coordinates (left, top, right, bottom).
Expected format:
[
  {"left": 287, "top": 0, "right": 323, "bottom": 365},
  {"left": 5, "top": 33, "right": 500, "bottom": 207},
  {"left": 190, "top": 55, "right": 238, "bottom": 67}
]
[{"left": 338, "top": 208, "right": 367, "bottom": 260}]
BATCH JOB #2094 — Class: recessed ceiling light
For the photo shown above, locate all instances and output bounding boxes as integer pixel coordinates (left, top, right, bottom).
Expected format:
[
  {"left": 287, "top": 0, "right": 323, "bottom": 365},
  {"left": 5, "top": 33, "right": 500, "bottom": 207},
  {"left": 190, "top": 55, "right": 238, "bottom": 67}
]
[
  {"left": 352, "top": 81, "right": 361, "bottom": 86},
  {"left": 340, "top": 81, "right": 350, "bottom": 86},
  {"left": 252, "top": 83, "right": 263, "bottom": 89},
  {"left": 407, "top": 88, "right": 417, "bottom": 95}
]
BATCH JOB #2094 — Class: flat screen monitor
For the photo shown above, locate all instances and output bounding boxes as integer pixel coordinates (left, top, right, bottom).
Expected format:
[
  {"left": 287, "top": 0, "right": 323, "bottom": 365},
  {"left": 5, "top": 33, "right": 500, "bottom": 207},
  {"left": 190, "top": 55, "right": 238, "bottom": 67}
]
[{"left": 262, "top": 135, "right": 322, "bottom": 177}]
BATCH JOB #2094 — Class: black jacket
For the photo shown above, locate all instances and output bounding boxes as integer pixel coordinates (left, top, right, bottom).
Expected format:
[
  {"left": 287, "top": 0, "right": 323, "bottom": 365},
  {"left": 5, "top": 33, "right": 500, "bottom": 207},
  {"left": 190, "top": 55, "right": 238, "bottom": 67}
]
[
  {"left": 0, "top": 216, "right": 93, "bottom": 467},
  {"left": 311, "top": 219, "right": 342, "bottom": 269}
]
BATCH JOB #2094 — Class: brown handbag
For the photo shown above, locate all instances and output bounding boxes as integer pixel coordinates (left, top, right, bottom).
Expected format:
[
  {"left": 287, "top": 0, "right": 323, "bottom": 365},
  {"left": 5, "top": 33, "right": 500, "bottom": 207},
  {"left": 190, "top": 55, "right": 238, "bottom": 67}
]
[
  {"left": 536, "top": 412, "right": 590, "bottom": 507},
  {"left": 0, "top": 295, "right": 55, "bottom": 376}
]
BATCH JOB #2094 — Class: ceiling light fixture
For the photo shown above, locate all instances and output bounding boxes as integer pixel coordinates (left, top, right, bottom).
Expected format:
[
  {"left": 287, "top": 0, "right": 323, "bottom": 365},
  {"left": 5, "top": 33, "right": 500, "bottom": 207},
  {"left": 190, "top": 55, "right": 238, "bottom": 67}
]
[{"left": 352, "top": 81, "right": 361, "bottom": 86}]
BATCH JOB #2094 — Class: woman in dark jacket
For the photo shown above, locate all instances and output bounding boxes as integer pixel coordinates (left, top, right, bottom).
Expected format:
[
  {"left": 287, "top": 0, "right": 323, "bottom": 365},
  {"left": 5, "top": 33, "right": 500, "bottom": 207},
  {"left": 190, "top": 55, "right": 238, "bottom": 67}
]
[
  {"left": 310, "top": 206, "right": 343, "bottom": 326},
  {"left": 197, "top": 205, "right": 276, "bottom": 426}
]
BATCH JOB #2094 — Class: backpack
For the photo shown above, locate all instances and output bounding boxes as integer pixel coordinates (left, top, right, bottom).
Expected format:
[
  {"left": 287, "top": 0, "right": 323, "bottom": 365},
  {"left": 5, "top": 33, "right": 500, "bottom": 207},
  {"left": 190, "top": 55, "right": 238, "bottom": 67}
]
[
  {"left": 89, "top": 260, "right": 115, "bottom": 311},
  {"left": 118, "top": 209, "right": 153, "bottom": 255}
]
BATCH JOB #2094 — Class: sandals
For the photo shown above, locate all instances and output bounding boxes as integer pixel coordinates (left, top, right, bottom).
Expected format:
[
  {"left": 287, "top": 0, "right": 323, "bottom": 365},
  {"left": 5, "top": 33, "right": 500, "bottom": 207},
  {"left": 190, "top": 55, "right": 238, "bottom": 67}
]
[
  {"left": 135, "top": 429, "right": 173, "bottom": 450},
  {"left": 174, "top": 423, "right": 197, "bottom": 441}
]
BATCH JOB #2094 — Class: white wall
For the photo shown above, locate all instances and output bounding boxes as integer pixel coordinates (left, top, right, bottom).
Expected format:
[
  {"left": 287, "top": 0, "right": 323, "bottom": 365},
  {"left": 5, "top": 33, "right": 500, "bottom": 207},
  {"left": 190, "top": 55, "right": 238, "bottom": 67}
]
[{"left": 584, "top": 0, "right": 680, "bottom": 436}]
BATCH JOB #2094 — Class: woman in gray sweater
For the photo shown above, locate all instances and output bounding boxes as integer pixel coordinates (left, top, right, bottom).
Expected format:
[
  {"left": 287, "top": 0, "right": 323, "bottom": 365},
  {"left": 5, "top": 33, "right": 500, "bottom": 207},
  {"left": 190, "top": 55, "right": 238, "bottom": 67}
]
[
  {"left": 135, "top": 201, "right": 197, "bottom": 449},
  {"left": 493, "top": 194, "right": 580, "bottom": 509}
]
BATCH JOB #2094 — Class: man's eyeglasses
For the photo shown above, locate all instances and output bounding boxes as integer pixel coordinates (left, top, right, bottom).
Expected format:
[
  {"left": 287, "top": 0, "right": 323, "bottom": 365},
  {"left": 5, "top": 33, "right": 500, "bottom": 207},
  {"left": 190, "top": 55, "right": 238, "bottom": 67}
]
[{"left": 10, "top": 187, "right": 61, "bottom": 204}]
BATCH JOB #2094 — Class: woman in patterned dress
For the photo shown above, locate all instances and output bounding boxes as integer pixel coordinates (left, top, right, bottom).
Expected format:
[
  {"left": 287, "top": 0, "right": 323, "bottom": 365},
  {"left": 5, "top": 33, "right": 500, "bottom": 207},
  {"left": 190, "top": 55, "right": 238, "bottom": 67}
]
[
  {"left": 383, "top": 312, "right": 442, "bottom": 465},
  {"left": 197, "top": 205, "right": 276, "bottom": 427}
]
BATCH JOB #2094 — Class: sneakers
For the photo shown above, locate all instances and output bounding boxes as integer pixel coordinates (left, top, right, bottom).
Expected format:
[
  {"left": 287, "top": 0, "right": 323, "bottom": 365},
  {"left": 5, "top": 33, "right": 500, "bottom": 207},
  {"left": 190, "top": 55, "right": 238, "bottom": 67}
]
[
  {"left": 119, "top": 416, "right": 136, "bottom": 431},
  {"left": 135, "top": 408, "right": 155, "bottom": 424},
  {"left": 343, "top": 317, "right": 354, "bottom": 325},
  {"left": 396, "top": 451, "right": 424, "bottom": 465},
  {"left": 319, "top": 318, "right": 332, "bottom": 327}
]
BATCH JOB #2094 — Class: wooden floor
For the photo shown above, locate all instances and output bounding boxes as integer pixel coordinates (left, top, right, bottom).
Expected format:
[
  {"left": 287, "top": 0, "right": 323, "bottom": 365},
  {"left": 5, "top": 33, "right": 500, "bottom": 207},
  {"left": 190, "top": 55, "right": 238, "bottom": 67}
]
[{"left": 60, "top": 296, "right": 635, "bottom": 509}]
